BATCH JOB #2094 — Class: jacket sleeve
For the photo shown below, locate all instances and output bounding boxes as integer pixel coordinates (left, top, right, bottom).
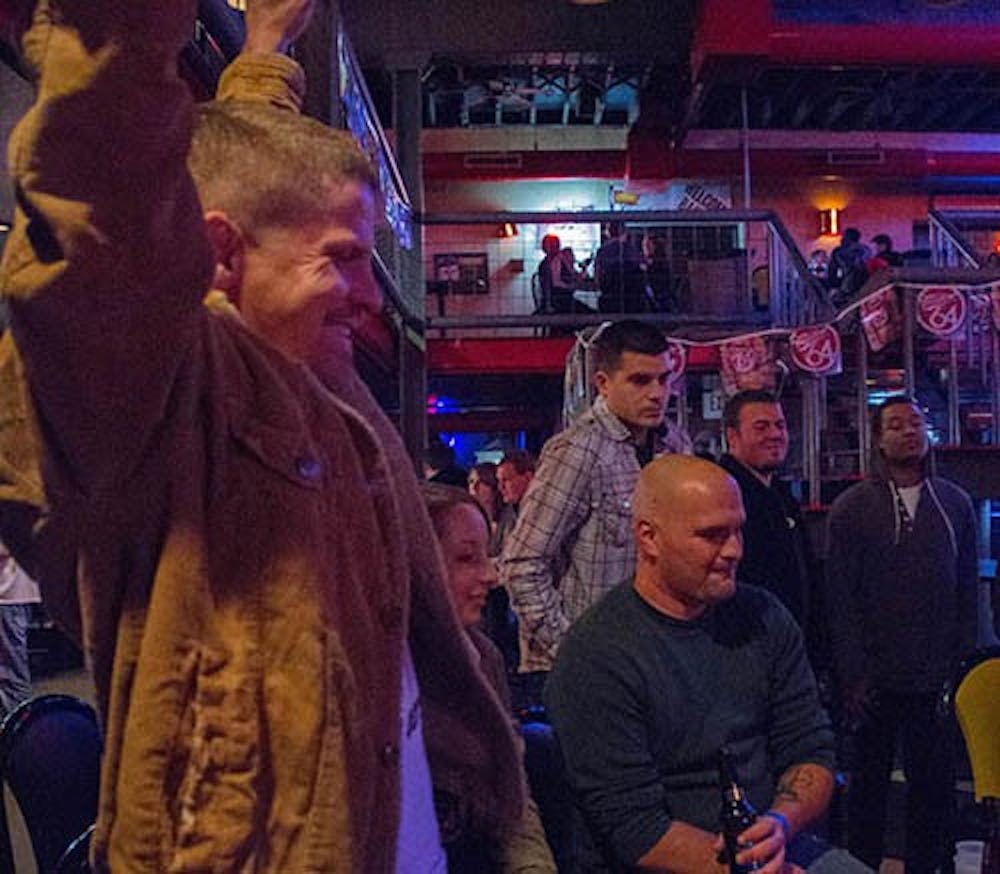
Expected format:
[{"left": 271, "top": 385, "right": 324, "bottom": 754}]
[
  {"left": 502, "top": 795, "right": 557, "bottom": 874},
  {"left": 500, "top": 434, "right": 592, "bottom": 667},
  {"left": 216, "top": 51, "right": 306, "bottom": 110},
  {"left": 0, "top": 1, "right": 213, "bottom": 493},
  {"left": 825, "top": 492, "right": 868, "bottom": 688},
  {"left": 953, "top": 490, "right": 980, "bottom": 656}
]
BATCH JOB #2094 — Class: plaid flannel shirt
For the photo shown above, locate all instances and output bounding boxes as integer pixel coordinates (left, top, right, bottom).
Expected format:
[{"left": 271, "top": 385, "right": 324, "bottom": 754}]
[{"left": 500, "top": 396, "right": 690, "bottom": 672}]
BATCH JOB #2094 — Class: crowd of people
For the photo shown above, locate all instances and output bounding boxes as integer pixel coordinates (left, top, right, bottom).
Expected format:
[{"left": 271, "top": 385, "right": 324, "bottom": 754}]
[
  {"left": 809, "top": 227, "right": 907, "bottom": 305},
  {"left": 0, "top": 1, "right": 989, "bottom": 872},
  {"left": 535, "top": 224, "right": 677, "bottom": 316}
]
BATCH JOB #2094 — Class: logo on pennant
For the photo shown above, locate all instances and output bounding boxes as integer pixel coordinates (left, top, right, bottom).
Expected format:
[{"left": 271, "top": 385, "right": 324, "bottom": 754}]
[
  {"left": 916, "top": 286, "right": 967, "bottom": 338},
  {"left": 719, "top": 336, "right": 776, "bottom": 396},
  {"left": 789, "top": 325, "right": 842, "bottom": 376},
  {"left": 665, "top": 341, "right": 686, "bottom": 385},
  {"left": 860, "top": 287, "right": 901, "bottom": 352}
]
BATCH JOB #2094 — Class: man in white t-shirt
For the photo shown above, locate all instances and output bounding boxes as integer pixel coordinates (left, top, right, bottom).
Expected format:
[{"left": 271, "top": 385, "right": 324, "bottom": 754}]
[
  {"left": 0, "top": 539, "right": 40, "bottom": 718},
  {"left": 826, "top": 396, "right": 978, "bottom": 873}
]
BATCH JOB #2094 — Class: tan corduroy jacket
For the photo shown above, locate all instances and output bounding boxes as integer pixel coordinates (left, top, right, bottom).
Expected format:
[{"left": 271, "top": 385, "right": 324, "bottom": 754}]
[{"left": 0, "top": 2, "right": 521, "bottom": 870}]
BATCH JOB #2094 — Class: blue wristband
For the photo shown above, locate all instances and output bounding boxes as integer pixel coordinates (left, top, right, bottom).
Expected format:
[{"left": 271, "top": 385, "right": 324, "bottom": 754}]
[{"left": 766, "top": 810, "right": 790, "bottom": 840}]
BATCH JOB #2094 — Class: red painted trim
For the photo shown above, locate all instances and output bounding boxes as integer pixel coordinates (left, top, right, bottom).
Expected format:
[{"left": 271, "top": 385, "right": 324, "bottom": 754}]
[
  {"left": 693, "top": 0, "right": 1000, "bottom": 69},
  {"left": 428, "top": 337, "right": 577, "bottom": 374},
  {"left": 692, "top": 0, "right": 771, "bottom": 76},
  {"left": 427, "top": 337, "right": 721, "bottom": 375}
]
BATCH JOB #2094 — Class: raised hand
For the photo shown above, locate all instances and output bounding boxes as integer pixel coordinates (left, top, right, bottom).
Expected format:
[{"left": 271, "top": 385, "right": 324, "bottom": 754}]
[{"left": 243, "top": 0, "right": 316, "bottom": 54}]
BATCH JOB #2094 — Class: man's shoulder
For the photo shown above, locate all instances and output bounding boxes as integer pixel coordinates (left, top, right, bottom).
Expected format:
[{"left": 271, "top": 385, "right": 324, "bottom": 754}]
[
  {"left": 540, "top": 409, "right": 619, "bottom": 461},
  {"left": 928, "top": 475, "right": 972, "bottom": 507},
  {"left": 559, "top": 583, "right": 639, "bottom": 652},
  {"left": 725, "top": 584, "right": 790, "bottom": 623},
  {"left": 829, "top": 477, "right": 881, "bottom": 516},
  {"left": 718, "top": 454, "right": 757, "bottom": 489}
]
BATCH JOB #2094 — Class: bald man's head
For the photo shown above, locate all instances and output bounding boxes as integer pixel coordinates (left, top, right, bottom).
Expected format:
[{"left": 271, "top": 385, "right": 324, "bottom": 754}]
[{"left": 632, "top": 455, "right": 745, "bottom": 620}]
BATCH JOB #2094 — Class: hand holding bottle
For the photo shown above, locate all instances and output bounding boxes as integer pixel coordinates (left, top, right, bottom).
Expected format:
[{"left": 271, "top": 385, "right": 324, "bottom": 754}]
[
  {"left": 733, "top": 814, "right": 799, "bottom": 874},
  {"left": 719, "top": 746, "right": 799, "bottom": 874}
]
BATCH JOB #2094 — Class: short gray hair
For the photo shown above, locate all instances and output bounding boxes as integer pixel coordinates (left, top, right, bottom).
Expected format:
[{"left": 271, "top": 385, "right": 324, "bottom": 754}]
[{"left": 189, "top": 101, "right": 377, "bottom": 233}]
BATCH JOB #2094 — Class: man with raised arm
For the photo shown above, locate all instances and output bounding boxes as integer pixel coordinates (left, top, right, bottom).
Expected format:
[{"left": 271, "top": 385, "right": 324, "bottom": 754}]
[
  {"left": 546, "top": 456, "right": 870, "bottom": 873},
  {"left": 0, "top": 1, "right": 520, "bottom": 869}
]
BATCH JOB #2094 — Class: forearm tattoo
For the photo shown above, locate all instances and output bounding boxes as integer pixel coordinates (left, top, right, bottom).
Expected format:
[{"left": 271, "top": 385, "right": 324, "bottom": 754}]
[{"left": 774, "top": 765, "right": 818, "bottom": 804}]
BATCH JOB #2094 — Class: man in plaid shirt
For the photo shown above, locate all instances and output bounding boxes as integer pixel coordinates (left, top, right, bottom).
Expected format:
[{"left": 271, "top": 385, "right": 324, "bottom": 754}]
[{"left": 500, "top": 320, "right": 691, "bottom": 675}]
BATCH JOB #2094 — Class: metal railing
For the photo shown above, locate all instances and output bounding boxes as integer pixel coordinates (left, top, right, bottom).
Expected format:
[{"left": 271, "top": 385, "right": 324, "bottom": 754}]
[
  {"left": 929, "top": 209, "right": 983, "bottom": 269},
  {"left": 416, "top": 209, "right": 826, "bottom": 337}
]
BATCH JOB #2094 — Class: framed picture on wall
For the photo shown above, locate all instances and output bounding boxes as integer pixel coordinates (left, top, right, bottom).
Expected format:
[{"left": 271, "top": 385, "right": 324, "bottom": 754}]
[{"left": 432, "top": 253, "right": 489, "bottom": 295}]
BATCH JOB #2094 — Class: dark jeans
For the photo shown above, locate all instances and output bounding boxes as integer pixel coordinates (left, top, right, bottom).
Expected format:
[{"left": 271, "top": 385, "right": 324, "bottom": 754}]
[
  {"left": 789, "top": 833, "right": 874, "bottom": 872},
  {"left": 0, "top": 603, "right": 32, "bottom": 719},
  {"left": 847, "top": 690, "right": 955, "bottom": 874}
]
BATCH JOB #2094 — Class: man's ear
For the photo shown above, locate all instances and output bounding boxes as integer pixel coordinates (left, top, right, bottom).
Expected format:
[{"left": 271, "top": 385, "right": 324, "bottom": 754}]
[
  {"left": 635, "top": 517, "right": 659, "bottom": 561},
  {"left": 723, "top": 425, "right": 737, "bottom": 452},
  {"left": 203, "top": 211, "right": 248, "bottom": 300},
  {"left": 594, "top": 370, "right": 609, "bottom": 397}
]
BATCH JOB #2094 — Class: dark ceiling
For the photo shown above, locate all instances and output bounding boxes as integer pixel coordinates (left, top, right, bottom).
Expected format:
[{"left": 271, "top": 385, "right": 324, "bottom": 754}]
[
  {"left": 340, "top": 0, "right": 695, "bottom": 130},
  {"left": 339, "top": 0, "right": 1000, "bottom": 137},
  {"left": 693, "top": 65, "right": 1000, "bottom": 133}
]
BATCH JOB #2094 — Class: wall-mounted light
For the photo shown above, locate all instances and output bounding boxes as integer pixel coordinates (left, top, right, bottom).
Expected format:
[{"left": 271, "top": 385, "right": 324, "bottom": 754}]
[
  {"left": 497, "top": 222, "right": 518, "bottom": 239},
  {"left": 819, "top": 207, "right": 840, "bottom": 237},
  {"left": 612, "top": 190, "right": 640, "bottom": 206}
]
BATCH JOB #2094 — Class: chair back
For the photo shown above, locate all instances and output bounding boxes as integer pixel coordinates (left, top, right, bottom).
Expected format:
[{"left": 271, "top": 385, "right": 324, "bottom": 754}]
[
  {"left": 954, "top": 653, "right": 1000, "bottom": 803},
  {"left": 55, "top": 823, "right": 94, "bottom": 873},
  {"left": 0, "top": 694, "right": 101, "bottom": 873}
]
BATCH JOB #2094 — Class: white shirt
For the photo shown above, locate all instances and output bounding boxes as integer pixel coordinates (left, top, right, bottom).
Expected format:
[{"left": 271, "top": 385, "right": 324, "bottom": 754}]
[
  {"left": 0, "top": 543, "right": 41, "bottom": 605},
  {"left": 897, "top": 483, "right": 922, "bottom": 521},
  {"left": 394, "top": 644, "right": 447, "bottom": 873}
]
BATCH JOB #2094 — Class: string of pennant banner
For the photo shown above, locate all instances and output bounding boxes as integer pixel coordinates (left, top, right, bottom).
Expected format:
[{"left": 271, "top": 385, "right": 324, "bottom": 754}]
[
  {"left": 655, "top": 280, "right": 1000, "bottom": 396},
  {"left": 563, "top": 280, "right": 1000, "bottom": 423}
]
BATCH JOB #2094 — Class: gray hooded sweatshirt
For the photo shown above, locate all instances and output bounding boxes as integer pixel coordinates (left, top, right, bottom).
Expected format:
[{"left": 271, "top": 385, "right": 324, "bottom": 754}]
[{"left": 826, "top": 473, "right": 978, "bottom": 693}]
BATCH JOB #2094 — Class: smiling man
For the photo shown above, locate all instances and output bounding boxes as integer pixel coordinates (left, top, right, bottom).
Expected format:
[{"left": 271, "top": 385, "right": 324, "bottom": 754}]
[
  {"left": 500, "top": 320, "right": 691, "bottom": 676},
  {"left": 545, "top": 456, "right": 868, "bottom": 873},
  {"left": 0, "top": 1, "right": 520, "bottom": 869},
  {"left": 718, "top": 390, "right": 814, "bottom": 628}
]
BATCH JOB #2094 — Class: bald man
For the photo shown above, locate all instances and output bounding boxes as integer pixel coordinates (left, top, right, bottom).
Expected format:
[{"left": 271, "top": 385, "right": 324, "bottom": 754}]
[{"left": 546, "top": 457, "right": 869, "bottom": 873}]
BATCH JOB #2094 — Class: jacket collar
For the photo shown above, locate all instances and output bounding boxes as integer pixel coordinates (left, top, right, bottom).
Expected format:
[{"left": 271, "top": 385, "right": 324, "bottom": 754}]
[{"left": 591, "top": 395, "right": 635, "bottom": 443}]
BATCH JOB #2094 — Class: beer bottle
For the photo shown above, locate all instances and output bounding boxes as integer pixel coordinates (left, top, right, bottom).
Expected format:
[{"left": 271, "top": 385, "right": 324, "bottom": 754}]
[{"left": 718, "top": 745, "right": 761, "bottom": 873}]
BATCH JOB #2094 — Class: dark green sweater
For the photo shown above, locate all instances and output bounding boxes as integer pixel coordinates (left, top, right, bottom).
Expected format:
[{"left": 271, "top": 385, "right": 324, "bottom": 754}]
[{"left": 546, "top": 583, "right": 835, "bottom": 871}]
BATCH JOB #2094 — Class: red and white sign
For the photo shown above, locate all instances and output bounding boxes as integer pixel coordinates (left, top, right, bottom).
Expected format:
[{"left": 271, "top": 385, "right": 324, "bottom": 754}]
[
  {"left": 860, "top": 287, "right": 900, "bottom": 352},
  {"left": 916, "top": 286, "right": 967, "bottom": 338},
  {"left": 719, "top": 336, "right": 775, "bottom": 396},
  {"left": 665, "top": 340, "right": 686, "bottom": 385},
  {"left": 789, "top": 324, "right": 842, "bottom": 376}
]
